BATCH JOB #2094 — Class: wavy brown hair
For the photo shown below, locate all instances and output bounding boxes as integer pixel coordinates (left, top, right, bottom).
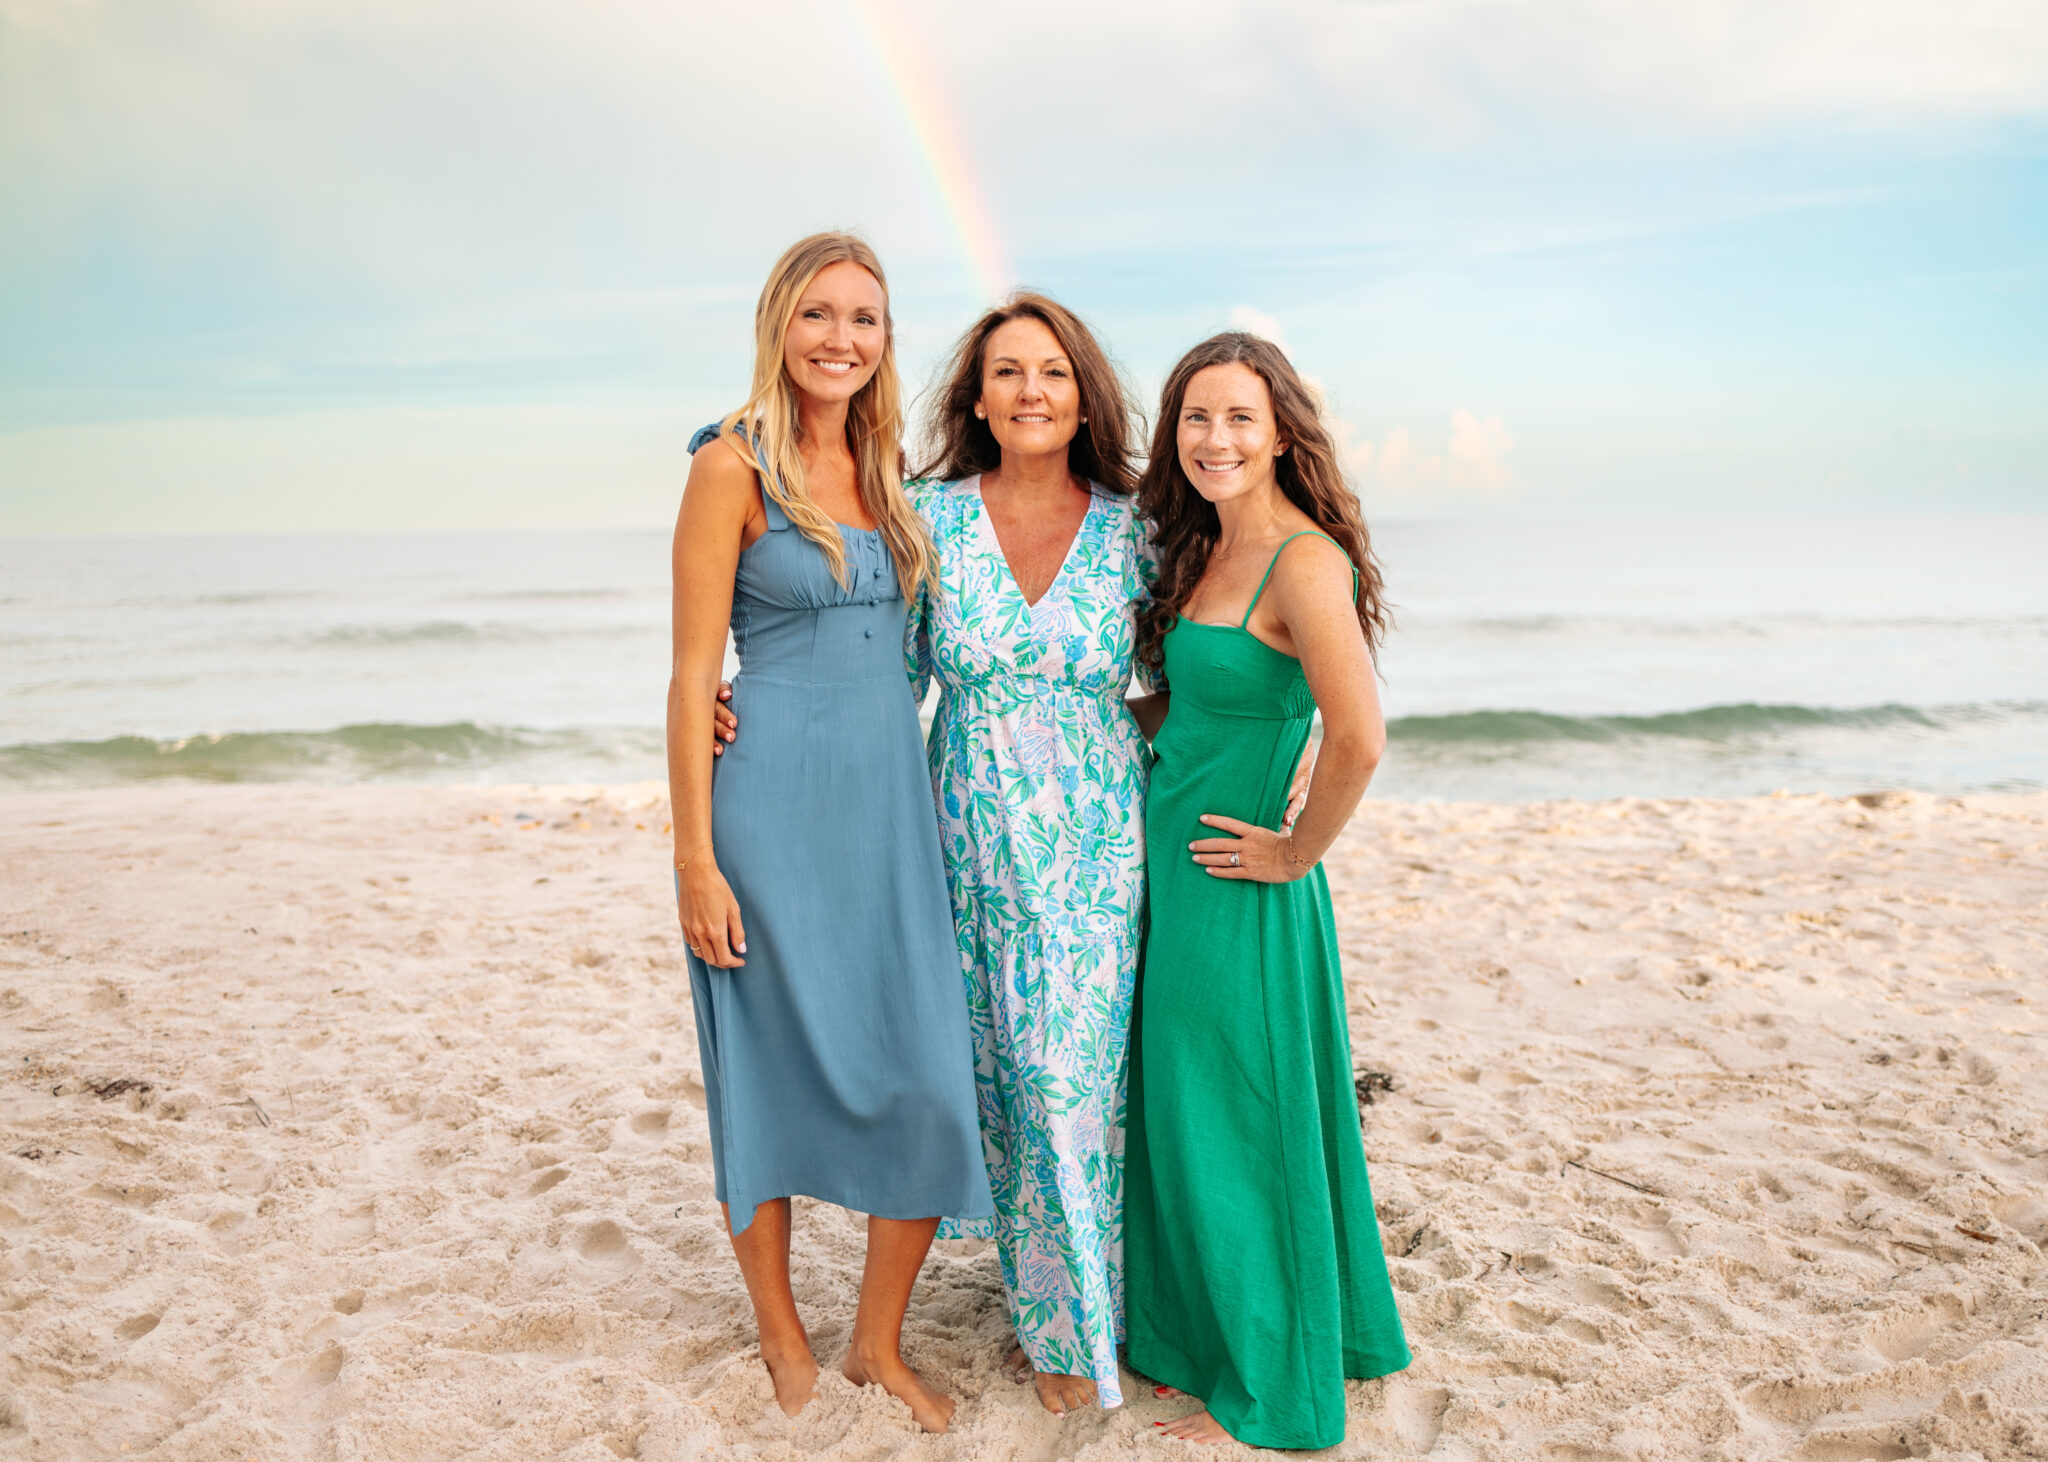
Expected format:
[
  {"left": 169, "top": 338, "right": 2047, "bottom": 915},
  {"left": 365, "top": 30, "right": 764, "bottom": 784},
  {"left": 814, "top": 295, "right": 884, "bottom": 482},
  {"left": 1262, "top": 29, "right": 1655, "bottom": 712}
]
[
  {"left": 1134, "top": 331, "right": 1389, "bottom": 685},
  {"left": 913, "top": 291, "right": 1140, "bottom": 493}
]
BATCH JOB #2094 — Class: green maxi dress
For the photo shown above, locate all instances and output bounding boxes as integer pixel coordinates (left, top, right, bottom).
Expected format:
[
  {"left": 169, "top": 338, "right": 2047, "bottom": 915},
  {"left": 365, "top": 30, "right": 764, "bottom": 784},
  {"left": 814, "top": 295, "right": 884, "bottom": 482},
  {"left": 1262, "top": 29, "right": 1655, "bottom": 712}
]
[{"left": 1125, "top": 532, "right": 1411, "bottom": 1450}]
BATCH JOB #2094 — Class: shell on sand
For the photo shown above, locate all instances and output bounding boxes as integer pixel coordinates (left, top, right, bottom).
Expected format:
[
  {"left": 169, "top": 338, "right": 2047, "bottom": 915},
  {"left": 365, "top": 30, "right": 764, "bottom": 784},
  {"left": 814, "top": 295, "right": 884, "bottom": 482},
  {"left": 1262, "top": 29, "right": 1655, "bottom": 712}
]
[{"left": 2, "top": 784, "right": 2045, "bottom": 1460}]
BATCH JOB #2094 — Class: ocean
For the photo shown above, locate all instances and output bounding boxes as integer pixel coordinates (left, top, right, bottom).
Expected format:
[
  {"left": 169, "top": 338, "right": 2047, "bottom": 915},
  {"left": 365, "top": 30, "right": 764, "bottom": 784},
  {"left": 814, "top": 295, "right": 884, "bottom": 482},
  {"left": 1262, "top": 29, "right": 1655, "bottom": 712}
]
[{"left": 3, "top": 513, "right": 2042, "bottom": 802}]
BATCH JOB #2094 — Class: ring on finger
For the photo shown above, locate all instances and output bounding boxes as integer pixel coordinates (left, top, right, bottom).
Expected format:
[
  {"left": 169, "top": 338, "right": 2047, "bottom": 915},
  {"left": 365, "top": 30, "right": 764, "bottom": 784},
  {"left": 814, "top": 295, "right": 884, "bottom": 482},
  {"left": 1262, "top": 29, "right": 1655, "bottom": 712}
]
[{"left": 1230, "top": 851, "right": 1240, "bottom": 867}]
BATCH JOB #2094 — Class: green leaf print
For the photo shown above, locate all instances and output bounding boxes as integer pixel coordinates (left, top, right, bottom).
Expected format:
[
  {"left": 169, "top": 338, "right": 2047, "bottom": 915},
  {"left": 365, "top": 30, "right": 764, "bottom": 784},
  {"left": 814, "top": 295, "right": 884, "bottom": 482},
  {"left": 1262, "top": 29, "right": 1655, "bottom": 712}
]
[{"left": 918, "top": 480, "right": 1147, "bottom": 1409}]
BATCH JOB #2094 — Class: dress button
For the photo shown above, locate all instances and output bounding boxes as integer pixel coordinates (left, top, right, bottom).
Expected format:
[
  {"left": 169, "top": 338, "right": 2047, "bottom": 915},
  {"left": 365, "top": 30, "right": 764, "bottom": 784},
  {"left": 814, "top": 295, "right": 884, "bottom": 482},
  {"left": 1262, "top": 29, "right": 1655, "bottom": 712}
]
[{"left": 864, "top": 628, "right": 874, "bottom": 639}]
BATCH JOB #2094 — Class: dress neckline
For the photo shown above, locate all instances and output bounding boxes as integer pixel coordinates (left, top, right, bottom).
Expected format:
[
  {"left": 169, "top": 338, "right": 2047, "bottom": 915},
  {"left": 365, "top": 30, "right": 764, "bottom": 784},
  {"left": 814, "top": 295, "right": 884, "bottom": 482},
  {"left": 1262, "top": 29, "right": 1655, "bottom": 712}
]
[
  {"left": 967, "top": 473, "right": 1099, "bottom": 610},
  {"left": 1171, "top": 614, "right": 1303, "bottom": 662},
  {"left": 741, "top": 518, "right": 884, "bottom": 556}
]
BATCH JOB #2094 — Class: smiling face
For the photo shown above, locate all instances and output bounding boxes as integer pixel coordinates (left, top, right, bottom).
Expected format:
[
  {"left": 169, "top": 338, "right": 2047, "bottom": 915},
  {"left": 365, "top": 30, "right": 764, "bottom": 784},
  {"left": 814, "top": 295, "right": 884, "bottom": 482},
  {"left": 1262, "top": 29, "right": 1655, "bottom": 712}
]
[
  {"left": 781, "top": 260, "right": 886, "bottom": 405},
  {"left": 977, "top": 315, "right": 1083, "bottom": 463},
  {"left": 1176, "top": 362, "right": 1289, "bottom": 506}
]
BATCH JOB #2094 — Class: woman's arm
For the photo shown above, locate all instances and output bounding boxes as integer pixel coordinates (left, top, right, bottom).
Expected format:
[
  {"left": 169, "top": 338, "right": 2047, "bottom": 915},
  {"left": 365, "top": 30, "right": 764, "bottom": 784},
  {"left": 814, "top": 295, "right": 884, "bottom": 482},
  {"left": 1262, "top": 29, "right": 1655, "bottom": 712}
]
[
  {"left": 667, "top": 440, "right": 759, "bottom": 964},
  {"left": 1273, "top": 538, "right": 1382, "bottom": 862},
  {"left": 1126, "top": 690, "right": 1169, "bottom": 741},
  {"left": 905, "top": 582, "right": 936, "bottom": 708},
  {"left": 1126, "top": 512, "right": 1172, "bottom": 742},
  {"left": 1189, "top": 536, "right": 1382, "bottom": 882}
]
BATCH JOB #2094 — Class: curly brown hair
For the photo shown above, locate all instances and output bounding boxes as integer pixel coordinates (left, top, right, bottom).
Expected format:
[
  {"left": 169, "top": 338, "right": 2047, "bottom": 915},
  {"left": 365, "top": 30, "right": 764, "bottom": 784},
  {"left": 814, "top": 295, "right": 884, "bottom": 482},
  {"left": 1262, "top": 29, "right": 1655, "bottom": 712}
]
[
  {"left": 1134, "top": 332, "right": 1390, "bottom": 685},
  {"left": 912, "top": 291, "right": 1140, "bottom": 493}
]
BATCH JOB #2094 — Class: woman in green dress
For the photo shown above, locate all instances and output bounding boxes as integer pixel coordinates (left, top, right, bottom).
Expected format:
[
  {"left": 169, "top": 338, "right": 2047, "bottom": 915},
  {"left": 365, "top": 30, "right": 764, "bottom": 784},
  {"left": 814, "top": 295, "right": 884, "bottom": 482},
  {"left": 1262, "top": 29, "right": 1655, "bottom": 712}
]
[{"left": 1124, "top": 331, "right": 1410, "bottom": 1448}]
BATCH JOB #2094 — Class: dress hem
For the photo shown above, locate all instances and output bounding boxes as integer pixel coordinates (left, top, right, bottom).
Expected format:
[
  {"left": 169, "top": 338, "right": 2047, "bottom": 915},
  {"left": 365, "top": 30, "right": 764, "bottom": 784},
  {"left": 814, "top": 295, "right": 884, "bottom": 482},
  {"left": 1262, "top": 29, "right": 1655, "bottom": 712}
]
[
  {"left": 1126, "top": 1334, "right": 1412, "bottom": 1451},
  {"left": 723, "top": 1186, "right": 995, "bottom": 1235}
]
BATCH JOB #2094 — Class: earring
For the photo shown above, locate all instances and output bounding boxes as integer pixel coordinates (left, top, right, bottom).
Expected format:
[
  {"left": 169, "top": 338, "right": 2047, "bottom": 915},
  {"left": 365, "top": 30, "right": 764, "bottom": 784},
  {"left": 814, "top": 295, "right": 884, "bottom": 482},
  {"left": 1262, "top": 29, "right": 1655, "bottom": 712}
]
[
  {"left": 1080, "top": 417, "right": 1088, "bottom": 424},
  {"left": 975, "top": 407, "right": 986, "bottom": 419}
]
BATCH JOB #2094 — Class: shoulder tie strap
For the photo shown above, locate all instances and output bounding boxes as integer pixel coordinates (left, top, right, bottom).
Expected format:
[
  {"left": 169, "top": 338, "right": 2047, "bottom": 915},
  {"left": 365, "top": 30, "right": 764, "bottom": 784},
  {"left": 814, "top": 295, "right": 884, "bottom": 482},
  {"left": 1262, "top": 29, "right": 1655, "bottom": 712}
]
[
  {"left": 1239, "top": 530, "right": 1352, "bottom": 628},
  {"left": 688, "top": 420, "right": 790, "bottom": 531}
]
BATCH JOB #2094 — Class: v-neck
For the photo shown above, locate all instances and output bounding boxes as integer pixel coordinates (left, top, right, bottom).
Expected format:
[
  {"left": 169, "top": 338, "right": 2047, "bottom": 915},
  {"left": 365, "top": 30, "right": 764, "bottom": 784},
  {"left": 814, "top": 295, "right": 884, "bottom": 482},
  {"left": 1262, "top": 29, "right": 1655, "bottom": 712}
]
[{"left": 969, "top": 474, "right": 1095, "bottom": 610}]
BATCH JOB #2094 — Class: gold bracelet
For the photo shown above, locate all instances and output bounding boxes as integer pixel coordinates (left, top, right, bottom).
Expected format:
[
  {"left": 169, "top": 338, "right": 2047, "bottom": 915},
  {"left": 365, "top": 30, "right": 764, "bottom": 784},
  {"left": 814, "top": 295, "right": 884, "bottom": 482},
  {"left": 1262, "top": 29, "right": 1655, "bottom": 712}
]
[
  {"left": 1285, "top": 834, "right": 1318, "bottom": 869},
  {"left": 673, "top": 845, "right": 710, "bottom": 874}
]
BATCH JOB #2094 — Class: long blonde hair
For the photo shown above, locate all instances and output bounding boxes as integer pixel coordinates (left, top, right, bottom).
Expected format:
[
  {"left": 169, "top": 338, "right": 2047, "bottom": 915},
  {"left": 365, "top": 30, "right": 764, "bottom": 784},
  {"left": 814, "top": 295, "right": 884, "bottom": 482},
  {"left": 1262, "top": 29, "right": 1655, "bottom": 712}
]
[{"left": 716, "top": 233, "right": 935, "bottom": 596}]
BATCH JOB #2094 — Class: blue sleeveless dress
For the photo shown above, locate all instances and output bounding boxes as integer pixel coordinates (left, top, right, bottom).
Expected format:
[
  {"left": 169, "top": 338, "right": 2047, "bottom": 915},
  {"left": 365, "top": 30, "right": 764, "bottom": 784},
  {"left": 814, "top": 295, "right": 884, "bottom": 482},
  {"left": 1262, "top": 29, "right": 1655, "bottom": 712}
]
[{"left": 683, "top": 423, "right": 992, "bottom": 1232}]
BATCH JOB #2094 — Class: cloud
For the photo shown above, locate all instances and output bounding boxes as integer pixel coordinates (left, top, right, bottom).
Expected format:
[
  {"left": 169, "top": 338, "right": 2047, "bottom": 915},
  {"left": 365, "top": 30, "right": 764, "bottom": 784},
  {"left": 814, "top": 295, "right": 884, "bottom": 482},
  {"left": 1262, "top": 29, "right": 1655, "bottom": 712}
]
[
  {"left": 1338, "top": 409, "right": 1516, "bottom": 498},
  {"left": 1, "top": 0, "right": 2040, "bottom": 529},
  {"left": 1227, "top": 305, "right": 1288, "bottom": 349},
  {"left": 1005, "top": 1, "right": 2048, "bottom": 150},
  {"left": 9, "top": 4, "right": 2042, "bottom": 312}
]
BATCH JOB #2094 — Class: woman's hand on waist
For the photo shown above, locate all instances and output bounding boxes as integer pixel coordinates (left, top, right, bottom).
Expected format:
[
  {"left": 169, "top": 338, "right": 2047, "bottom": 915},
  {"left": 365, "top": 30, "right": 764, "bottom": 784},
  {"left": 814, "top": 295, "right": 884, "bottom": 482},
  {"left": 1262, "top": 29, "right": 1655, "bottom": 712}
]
[
  {"left": 711, "top": 680, "right": 736, "bottom": 757},
  {"left": 1187, "top": 812, "right": 1317, "bottom": 883}
]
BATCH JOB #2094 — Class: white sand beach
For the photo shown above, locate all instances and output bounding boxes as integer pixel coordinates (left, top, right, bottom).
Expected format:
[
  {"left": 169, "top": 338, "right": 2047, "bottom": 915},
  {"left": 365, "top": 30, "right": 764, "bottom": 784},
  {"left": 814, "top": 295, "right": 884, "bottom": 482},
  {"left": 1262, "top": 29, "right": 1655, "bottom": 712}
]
[{"left": 2, "top": 784, "right": 2044, "bottom": 1460}]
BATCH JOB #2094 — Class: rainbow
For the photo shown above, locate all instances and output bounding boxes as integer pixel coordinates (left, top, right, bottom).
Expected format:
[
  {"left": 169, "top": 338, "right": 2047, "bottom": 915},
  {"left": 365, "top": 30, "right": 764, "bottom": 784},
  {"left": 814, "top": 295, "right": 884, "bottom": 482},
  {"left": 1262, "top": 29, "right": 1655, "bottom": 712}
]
[{"left": 843, "top": 0, "right": 1014, "bottom": 303}]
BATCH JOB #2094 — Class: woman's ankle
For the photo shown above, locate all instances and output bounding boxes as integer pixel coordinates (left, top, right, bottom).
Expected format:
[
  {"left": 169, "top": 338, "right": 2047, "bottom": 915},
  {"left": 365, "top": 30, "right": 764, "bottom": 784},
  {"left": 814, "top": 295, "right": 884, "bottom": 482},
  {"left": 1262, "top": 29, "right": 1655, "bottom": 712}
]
[
  {"left": 759, "top": 1327, "right": 813, "bottom": 1360},
  {"left": 847, "top": 1332, "right": 914, "bottom": 1375}
]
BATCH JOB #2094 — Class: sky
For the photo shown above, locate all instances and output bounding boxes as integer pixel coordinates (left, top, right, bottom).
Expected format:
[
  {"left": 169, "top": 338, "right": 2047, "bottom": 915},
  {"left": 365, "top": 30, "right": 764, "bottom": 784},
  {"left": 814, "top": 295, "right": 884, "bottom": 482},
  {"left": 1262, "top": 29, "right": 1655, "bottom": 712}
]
[{"left": 1, "top": 0, "right": 2045, "bottom": 534}]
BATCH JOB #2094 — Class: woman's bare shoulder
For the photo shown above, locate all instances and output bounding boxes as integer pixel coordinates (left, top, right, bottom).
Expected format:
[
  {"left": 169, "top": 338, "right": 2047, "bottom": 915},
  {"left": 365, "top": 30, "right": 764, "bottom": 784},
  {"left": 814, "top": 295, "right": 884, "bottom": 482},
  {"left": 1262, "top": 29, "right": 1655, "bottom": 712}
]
[
  {"left": 683, "top": 431, "right": 765, "bottom": 513},
  {"left": 693, "top": 429, "right": 761, "bottom": 482},
  {"left": 1269, "top": 528, "right": 1356, "bottom": 604}
]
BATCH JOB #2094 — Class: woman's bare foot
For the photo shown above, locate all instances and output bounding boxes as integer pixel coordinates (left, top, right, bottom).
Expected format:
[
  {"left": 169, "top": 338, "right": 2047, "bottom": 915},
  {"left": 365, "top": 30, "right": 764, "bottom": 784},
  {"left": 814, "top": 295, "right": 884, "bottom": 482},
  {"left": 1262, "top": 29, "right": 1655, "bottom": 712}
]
[
  {"left": 759, "top": 1334, "right": 820, "bottom": 1417},
  {"left": 1152, "top": 1384, "right": 1187, "bottom": 1398},
  {"left": 1034, "top": 1370, "right": 1097, "bottom": 1416},
  {"left": 844, "top": 1344, "right": 956, "bottom": 1433},
  {"left": 1158, "top": 1407, "right": 1235, "bottom": 1443},
  {"left": 1004, "top": 1339, "right": 1095, "bottom": 1414}
]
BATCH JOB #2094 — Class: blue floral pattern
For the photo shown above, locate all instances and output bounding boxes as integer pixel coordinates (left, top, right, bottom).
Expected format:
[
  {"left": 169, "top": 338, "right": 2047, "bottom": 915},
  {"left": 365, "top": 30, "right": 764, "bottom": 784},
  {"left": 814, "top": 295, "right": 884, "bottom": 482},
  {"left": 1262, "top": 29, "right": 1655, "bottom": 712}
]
[{"left": 907, "top": 476, "right": 1155, "bottom": 1406}]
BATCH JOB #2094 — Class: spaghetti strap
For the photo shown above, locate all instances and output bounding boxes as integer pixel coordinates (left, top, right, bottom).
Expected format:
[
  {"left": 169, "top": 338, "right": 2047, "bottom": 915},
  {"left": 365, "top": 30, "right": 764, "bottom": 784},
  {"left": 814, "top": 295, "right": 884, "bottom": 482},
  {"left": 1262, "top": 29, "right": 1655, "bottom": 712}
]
[
  {"left": 688, "top": 420, "right": 790, "bottom": 531},
  {"left": 1238, "top": 530, "right": 1350, "bottom": 628}
]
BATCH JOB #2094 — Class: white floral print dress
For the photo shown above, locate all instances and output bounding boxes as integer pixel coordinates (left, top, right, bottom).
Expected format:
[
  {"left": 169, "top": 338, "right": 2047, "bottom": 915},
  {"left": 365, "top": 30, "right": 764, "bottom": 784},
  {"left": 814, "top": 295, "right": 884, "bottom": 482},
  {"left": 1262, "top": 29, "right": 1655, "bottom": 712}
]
[{"left": 907, "top": 476, "right": 1154, "bottom": 1405}]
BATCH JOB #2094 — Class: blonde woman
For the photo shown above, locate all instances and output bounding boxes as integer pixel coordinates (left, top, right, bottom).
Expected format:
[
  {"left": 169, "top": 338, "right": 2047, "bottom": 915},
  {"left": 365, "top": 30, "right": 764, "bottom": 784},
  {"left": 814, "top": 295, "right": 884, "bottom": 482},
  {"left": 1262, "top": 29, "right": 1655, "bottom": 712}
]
[
  {"left": 715, "top": 294, "right": 1158, "bottom": 1418},
  {"left": 666, "top": 232, "right": 991, "bottom": 1434}
]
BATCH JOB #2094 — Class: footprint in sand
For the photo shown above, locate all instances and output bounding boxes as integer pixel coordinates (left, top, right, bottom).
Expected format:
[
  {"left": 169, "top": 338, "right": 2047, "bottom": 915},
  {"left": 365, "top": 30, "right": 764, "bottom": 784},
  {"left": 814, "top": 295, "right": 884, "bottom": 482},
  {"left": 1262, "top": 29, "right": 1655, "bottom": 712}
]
[
  {"left": 577, "top": 1219, "right": 639, "bottom": 1271},
  {"left": 1797, "top": 1423, "right": 1915, "bottom": 1462},
  {"left": 287, "top": 1343, "right": 344, "bottom": 1392},
  {"left": 206, "top": 1206, "right": 251, "bottom": 1252},
  {"left": 1380, "top": 1379, "right": 1452, "bottom": 1453},
  {"left": 1554, "top": 1315, "right": 1607, "bottom": 1345},
  {"left": 1864, "top": 1294, "right": 1965, "bottom": 1363},
  {"left": 1624, "top": 1204, "right": 1689, "bottom": 1258},
  {"left": 1866, "top": 1307, "right": 1941, "bottom": 1363},
  {"left": 83, "top": 1182, "right": 168, "bottom": 1210},
  {"left": 116, "top": 1312, "right": 161, "bottom": 1340},
  {"left": 1561, "top": 1267, "right": 1635, "bottom": 1314},
  {"left": 314, "top": 1197, "right": 375, "bottom": 1248},
  {"left": 1991, "top": 1191, "right": 2048, "bottom": 1244}
]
